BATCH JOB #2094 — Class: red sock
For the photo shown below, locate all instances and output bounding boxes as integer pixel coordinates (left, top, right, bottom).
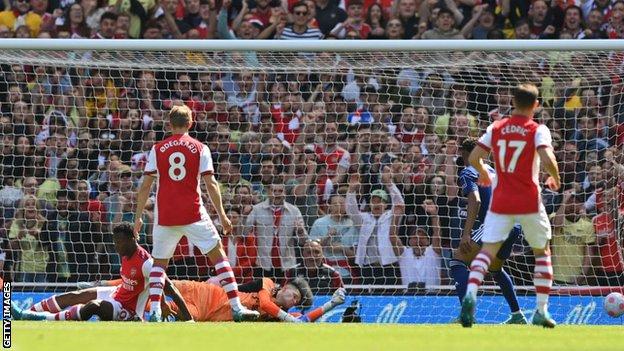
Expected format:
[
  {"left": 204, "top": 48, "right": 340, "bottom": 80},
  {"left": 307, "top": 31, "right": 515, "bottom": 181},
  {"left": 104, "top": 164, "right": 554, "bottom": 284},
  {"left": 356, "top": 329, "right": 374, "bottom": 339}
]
[
  {"left": 31, "top": 296, "right": 61, "bottom": 313},
  {"left": 534, "top": 254, "right": 553, "bottom": 312},
  {"left": 466, "top": 251, "right": 492, "bottom": 297},
  {"left": 149, "top": 266, "right": 166, "bottom": 313},
  {"left": 54, "top": 304, "right": 82, "bottom": 321},
  {"left": 214, "top": 258, "right": 243, "bottom": 310}
]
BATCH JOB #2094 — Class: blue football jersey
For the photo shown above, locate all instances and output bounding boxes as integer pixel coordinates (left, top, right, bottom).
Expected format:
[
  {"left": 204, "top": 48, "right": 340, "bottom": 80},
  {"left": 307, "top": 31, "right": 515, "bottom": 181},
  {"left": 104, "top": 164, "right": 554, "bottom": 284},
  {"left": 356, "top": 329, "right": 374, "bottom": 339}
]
[{"left": 457, "top": 165, "right": 495, "bottom": 225}]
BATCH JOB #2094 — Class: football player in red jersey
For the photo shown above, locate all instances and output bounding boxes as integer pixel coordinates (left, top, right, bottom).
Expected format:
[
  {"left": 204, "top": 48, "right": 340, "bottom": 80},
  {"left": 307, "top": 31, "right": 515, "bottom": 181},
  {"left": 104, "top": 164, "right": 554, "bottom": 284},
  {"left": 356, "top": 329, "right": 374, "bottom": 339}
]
[
  {"left": 460, "top": 84, "right": 562, "bottom": 328},
  {"left": 134, "top": 105, "right": 258, "bottom": 322},
  {"left": 12, "top": 223, "right": 192, "bottom": 322}
]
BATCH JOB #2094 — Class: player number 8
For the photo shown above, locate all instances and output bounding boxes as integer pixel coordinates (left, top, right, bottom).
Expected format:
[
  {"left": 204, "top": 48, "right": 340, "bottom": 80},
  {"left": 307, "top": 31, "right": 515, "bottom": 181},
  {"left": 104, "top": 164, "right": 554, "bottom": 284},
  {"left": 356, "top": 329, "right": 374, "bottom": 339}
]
[{"left": 168, "top": 152, "right": 187, "bottom": 181}]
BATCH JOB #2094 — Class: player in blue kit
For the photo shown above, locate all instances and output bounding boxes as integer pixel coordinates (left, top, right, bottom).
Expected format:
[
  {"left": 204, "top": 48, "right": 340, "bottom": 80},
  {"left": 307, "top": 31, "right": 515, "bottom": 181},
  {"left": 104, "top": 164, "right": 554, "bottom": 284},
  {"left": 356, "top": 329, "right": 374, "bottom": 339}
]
[{"left": 448, "top": 138, "right": 527, "bottom": 324}]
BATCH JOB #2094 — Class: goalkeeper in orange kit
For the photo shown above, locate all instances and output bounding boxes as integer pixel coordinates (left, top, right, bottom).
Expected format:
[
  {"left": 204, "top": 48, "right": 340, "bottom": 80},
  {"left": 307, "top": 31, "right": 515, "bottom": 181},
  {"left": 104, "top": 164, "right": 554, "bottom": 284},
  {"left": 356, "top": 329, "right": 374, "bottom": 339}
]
[{"left": 19, "top": 277, "right": 346, "bottom": 323}]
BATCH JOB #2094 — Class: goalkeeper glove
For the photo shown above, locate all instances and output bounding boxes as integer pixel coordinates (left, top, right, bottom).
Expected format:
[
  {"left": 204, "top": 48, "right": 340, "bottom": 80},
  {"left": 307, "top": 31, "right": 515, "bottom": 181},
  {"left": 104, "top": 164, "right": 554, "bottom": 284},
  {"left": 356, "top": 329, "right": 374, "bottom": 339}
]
[{"left": 322, "top": 288, "right": 346, "bottom": 313}]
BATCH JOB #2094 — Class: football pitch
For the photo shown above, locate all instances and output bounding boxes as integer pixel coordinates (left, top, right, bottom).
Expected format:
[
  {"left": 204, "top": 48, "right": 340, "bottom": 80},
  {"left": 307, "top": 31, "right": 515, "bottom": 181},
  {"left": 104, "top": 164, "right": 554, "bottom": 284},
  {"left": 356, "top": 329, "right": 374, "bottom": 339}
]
[{"left": 9, "top": 322, "right": 623, "bottom": 351}]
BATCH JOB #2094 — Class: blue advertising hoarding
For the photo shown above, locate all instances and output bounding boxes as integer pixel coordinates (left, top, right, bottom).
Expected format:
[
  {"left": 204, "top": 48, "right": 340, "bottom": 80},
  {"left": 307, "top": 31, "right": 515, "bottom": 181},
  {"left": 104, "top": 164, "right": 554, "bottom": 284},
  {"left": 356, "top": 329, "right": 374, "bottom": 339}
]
[{"left": 9, "top": 293, "right": 623, "bottom": 325}]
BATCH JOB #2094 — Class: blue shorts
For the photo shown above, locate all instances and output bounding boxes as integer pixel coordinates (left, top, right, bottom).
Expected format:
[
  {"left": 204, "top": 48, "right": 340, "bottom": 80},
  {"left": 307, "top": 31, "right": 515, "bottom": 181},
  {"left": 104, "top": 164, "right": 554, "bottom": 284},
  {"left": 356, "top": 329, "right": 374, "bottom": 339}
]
[{"left": 472, "top": 223, "right": 522, "bottom": 260}]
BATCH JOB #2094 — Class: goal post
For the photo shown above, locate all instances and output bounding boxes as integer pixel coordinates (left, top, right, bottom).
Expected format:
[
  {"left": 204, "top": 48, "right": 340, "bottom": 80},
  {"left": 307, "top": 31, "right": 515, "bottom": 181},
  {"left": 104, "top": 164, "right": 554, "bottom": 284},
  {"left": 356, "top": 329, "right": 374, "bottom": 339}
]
[{"left": 1, "top": 39, "right": 623, "bottom": 324}]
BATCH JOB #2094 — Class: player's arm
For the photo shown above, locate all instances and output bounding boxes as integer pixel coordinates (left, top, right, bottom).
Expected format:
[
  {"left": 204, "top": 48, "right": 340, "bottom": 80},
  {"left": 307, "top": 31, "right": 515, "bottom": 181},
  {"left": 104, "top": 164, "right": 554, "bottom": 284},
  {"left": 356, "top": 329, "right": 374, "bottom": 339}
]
[
  {"left": 462, "top": 191, "right": 481, "bottom": 238},
  {"left": 134, "top": 175, "right": 155, "bottom": 234},
  {"left": 299, "top": 288, "right": 347, "bottom": 322},
  {"left": 468, "top": 145, "right": 491, "bottom": 186},
  {"left": 163, "top": 278, "right": 193, "bottom": 322},
  {"left": 537, "top": 147, "right": 561, "bottom": 191},
  {"left": 203, "top": 173, "right": 232, "bottom": 234}
]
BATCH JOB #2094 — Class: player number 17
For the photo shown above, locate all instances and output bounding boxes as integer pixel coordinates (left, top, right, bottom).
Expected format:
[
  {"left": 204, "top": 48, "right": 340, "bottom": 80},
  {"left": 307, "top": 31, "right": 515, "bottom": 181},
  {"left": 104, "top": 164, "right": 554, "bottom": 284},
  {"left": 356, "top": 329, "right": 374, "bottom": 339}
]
[{"left": 497, "top": 140, "right": 526, "bottom": 173}]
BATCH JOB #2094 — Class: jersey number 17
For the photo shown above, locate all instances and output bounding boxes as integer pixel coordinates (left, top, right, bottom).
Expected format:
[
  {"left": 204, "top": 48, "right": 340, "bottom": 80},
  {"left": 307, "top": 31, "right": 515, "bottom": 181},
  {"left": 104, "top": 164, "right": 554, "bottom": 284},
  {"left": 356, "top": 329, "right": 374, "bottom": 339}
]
[{"left": 496, "top": 140, "right": 526, "bottom": 173}]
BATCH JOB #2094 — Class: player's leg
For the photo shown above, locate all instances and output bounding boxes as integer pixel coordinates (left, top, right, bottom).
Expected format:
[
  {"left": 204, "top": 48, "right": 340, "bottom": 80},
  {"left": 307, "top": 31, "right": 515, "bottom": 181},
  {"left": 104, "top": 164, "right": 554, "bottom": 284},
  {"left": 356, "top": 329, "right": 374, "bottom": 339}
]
[
  {"left": 520, "top": 209, "right": 556, "bottom": 328},
  {"left": 188, "top": 219, "right": 259, "bottom": 321},
  {"left": 460, "top": 212, "right": 514, "bottom": 327},
  {"left": 450, "top": 242, "right": 481, "bottom": 304},
  {"left": 148, "top": 225, "right": 184, "bottom": 322},
  {"left": 29, "top": 288, "right": 98, "bottom": 312},
  {"left": 490, "top": 226, "right": 526, "bottom": 324}
]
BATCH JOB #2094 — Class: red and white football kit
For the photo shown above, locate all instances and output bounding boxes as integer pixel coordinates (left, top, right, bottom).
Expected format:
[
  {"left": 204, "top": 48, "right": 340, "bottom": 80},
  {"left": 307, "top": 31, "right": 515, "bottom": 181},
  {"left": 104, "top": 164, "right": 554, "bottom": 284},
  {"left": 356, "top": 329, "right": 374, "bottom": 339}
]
[
  {"left": 477, "top": 115, "right": 553, "bottom": 248},
  {"left": 144, "top": 133, "right": 220, "bottom": 259},
  {"left": 102, "top": 246, "right": 153, "bottom": 321}
]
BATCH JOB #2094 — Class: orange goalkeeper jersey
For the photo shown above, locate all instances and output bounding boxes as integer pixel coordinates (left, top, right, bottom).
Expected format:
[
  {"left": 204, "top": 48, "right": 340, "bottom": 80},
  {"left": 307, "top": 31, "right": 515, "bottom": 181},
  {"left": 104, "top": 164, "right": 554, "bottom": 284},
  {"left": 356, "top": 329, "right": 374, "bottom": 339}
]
[{"left": 171, "top": 278, "right": 283, "bottom": 322}]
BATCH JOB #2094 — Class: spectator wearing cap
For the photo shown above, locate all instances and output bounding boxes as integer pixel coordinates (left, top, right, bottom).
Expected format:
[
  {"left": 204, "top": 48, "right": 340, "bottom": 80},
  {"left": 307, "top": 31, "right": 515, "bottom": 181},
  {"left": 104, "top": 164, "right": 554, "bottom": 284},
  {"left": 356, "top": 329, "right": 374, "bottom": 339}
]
[
  {"left": 244, "top": 180, "right": 308, "bottom": 281},
  {"left": 329, "top": 0, "right": 370, "bottom": 39},
  {"left": 397, "top": 199, "right": 442, "bottom": 289},
  {"left": 285, "top": 240, "right": 344, "bottom": 294},
  {"left": 279, "top": 1, "right": 322, "bottom": 40},
  {"left": 314, "top": 0, "right": 346, "bottom": 36},
  {"left": 309, "top": 194, "right": 358, "bottom": 281},
  {"left": 552, "top": 189, "right": 596, "bottom": 285},
  {"left": 347, "top": 169, "right": 404, "bottom": 285},
  {"left": 421, "top": 7, "right": 465, "bottom": 40},
  {"left": 0, "top": 0, "right": 42, "bottom": 37}
]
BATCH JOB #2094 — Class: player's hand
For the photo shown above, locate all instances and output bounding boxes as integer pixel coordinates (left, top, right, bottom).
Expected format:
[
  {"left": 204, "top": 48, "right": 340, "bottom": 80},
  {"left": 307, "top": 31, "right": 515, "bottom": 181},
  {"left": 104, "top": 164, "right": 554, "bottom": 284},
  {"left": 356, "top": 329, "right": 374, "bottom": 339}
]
[
  {"left": 459, "top": 234, "right": 473, "bottom": 255},
  {"left": 381, "top": 166, "right": 393, "bottom": 185},
  {"left": 477, "top": 170, "right": 492, "bottom": 187},
  {"left": 220, "top": 216, "right": 233, "bottom": 236},
  {"left": 330, "top": 288, "right": 346, "bottom": 306},
  {"left": 134, "top": 217, "right": 144, "bottom": 237},
  {"left": 545, "top": 176, "right": 561, "bottom": 191}
]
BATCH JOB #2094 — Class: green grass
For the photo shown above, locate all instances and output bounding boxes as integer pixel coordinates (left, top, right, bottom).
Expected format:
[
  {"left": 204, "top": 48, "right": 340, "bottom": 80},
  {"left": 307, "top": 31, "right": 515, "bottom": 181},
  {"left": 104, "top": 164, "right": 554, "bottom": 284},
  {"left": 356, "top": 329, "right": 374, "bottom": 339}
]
[{"left": 10, "top": 322, "right": 623, "bottom": 351}]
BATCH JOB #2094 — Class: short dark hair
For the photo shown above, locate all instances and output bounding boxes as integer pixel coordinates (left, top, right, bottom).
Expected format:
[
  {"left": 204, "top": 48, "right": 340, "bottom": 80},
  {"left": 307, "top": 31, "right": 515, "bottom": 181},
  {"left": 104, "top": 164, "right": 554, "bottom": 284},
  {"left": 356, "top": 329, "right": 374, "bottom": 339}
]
[
  {"left": 437, "top": 7, "right": 455, "bottom": 19},
  {"left": 100, "top": 11, "right": 118, "bottom": 23},
  {"left": 347, "top": 0, "right": 363, "bottom": 7},
  {"left": 286, "top": 278, "right": 313, "bottom": 309},
  {"left": 112, "top": 222, "right": 136, "bottom": 241},
  {"left": 513, "top": 83, "right": 539, "bottom": 110},
  {"left": 56, "top": 189, "right": 69, "bottom": 199},
  {"left": 460, "top": 137, "right": 478, "bottom": 153},
  {"left": 292, "top": 1, "right": 308, "bottom": 11},
  {"left": 169, "top": 105, "right": 193, "bottom": 128}
]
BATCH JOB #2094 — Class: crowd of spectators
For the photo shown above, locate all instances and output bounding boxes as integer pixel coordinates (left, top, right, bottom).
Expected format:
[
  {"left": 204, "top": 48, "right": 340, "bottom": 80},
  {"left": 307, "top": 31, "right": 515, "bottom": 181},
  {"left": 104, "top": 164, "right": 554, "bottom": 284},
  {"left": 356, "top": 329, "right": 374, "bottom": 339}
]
[
  {"left": 0, "top": 0, "right": 623, "bottom": 295},
  {"left": 0, "top": 0, "right": 624, "bottom": 40}
]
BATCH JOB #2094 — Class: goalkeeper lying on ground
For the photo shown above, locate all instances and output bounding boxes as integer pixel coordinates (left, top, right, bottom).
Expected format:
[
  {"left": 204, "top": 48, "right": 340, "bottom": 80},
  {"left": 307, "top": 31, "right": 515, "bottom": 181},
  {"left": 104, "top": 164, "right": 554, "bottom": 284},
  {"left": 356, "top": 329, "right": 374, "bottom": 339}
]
[{"left": 14, "top": 277, "right": 346, "bottom": 322}]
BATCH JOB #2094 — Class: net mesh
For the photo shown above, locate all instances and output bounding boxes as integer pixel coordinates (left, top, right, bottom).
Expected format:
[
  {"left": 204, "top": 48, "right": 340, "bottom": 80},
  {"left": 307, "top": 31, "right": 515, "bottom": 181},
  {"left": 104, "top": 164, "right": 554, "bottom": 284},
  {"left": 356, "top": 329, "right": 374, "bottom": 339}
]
[{"left": 1, "top": 47, "right": 623, "bottom": 322}]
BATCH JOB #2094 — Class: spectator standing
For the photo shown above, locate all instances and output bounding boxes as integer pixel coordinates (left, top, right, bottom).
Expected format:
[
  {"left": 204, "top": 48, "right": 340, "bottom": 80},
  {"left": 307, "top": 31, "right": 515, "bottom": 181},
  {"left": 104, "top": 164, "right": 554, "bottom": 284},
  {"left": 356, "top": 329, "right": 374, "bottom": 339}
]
[
  {"left": 552, "top": 190, "right": 596, "bottom": 285},
  {"left": 279, "top": 1, "right": 322, "bottom": 39},
  {"left": 346, "top": 169, "right": 404, "bottom": 285},
  {"left": 329, "top": 0, "right": 370, "bottom": 39},
  {"left": 244, "top": 180, "right": 308, "bottom": 281},
  {"left": 314, "top": 0, "right": 346, "bottom": 36},
  {"left": 309, "top": 194, "right": 358, "bottom": 280}
]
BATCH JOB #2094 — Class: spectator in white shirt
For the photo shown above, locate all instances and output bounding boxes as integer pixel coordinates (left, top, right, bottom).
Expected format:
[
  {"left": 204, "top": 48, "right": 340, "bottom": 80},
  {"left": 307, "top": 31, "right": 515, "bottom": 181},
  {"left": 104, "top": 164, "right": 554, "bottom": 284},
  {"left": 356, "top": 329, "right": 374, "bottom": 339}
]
[
  {"left": 346, "top": 167, "right": 404, "bottom": 285},
  {"left": 397, "top": 199, "right": 442, "bottom": 289}
]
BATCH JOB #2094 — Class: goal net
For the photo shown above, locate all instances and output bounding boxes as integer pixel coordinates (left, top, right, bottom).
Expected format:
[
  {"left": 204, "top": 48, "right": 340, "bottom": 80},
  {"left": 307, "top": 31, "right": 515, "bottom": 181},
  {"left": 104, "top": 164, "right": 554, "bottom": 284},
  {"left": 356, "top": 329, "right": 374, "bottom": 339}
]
[{"left": 1, "top": 40, "right": 623, "bottom": 324}]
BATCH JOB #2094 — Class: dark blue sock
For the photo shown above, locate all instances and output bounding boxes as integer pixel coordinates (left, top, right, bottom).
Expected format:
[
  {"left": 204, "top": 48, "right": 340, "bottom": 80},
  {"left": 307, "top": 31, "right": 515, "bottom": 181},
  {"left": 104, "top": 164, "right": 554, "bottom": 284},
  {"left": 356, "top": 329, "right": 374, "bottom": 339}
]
[
  {"left": 493, "top": 269, "right": 520, "bottom": 313},
  {"left": 449, "top": 259, "right": 469, "bottom": 303}
]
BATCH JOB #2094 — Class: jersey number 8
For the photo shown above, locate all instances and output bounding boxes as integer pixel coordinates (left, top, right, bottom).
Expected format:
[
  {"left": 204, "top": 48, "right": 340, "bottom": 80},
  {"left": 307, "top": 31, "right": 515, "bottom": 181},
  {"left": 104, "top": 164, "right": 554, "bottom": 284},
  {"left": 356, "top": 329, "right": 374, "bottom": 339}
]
[{"left": 168, "top": 152, "right": 187, "bottom": 181}]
